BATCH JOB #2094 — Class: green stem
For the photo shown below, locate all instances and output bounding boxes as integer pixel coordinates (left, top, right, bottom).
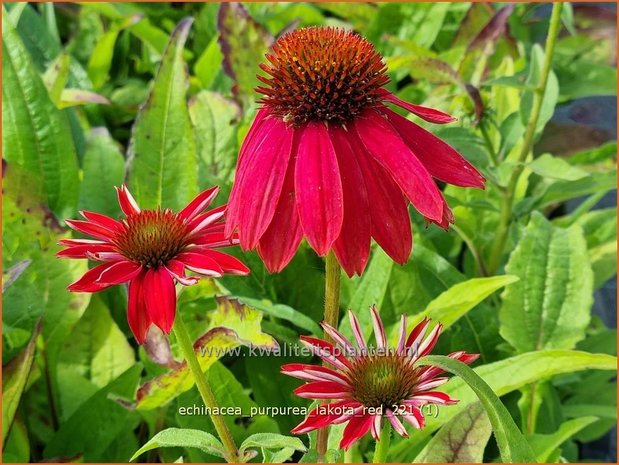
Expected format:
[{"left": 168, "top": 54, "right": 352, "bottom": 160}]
[
  {"left": 373, "top": 421, "right": 391, "bottom": 463},
  {"left": 486, "top": 2, "right": 563, "bottom": 275},
  {"left": 172, "top": 314, "right": 240, "bottom": 463},
  {"left": 316, "top": 251, "right": 342, "bottom": 461}
]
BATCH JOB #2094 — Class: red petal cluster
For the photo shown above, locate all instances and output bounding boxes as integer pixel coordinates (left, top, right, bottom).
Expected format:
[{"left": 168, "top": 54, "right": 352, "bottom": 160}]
[
  {"left": 58, "top": 185, "right": 249, "bottom": 343},
  {"left": 282, "top": 307, "right": 478, "bottom": 450},
  {"left": 226, "top": 27, "right": 485, "bottom": 277}
]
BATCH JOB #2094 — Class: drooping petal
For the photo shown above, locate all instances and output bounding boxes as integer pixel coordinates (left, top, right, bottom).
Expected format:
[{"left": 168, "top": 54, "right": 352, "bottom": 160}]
[
  {"left": 415, "top": 377, "right": 450, "bottom": 391},
  {"left": 328, "top": 125, "right": 372, "bottom": 277},
  {"left": 410, "top": 391, "right": 457, "bottom": 405},
  {"left": 67, "top": 262, "right": 121, "bottom": 292},
  {"left": 352, "top": 136, "right": 413, "bottom": 264},
  {"left": 294, "top": 381, "right": 351, "bottom": 399},
  {"left": 354, "top": 108, "right": 443, "bottom": 222},
  {"left": 236, "top": 120, "right": 294, "bottom": 249},
  {"left": 257, "top": 149, "right": 303, "bottom": 273},
  {"left": 175, "top": 252, "right": 224, "bottom": 277},
  {"left": 115, "top": 184, "right": 141, "bottom": 216},
  {"left": 143, "top": 267, "right": 177, "bottom": 334},
  {"left": 384, "top": 108, "right": 485, "bottom": 188},
  {"left": 281, "top": 363, "right": 351, "bottom": 385},
  {"left": 178, "top": 186, "right": 219, "bottom": 221},
  {"left": 370, "top": 305, "right": 386, "bottom": 350},
  {"left": 401, "top": 406, "right": 424, "bottom": 429},
  {"left": 127, "top": 269, "right": 152, "bottom": 344},
  {"left": 424, "top": 194, "right": 454, "bottom": 230},
  {"left": 294, "top": 121, "right": 344, "bottom": 256},
  {"left": 380, "top": 90, "right": 457, "bottom": 124},
  {"left": 95, "top": 260, "right": 142, "bottom": 285},
  {"left": 226, "top": 115, "right": 294, "bottom": 244},
  {"left": 339, "top": 414, "right": 373, "bottom": 450},
  {"left": 371, "top": 414, "right": 382, "bottom": 441}
]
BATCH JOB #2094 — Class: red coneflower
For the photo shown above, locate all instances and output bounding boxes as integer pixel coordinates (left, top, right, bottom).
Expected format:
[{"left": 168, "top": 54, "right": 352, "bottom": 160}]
[
  {"left": 226, "top": 27, "right": 485, "bottom": 277},
  {"left": 281, "top": 307, "right": 478, "bottom": 450},
  {"left": 58, "top": 185, "right": 249, "bottom": 343}
]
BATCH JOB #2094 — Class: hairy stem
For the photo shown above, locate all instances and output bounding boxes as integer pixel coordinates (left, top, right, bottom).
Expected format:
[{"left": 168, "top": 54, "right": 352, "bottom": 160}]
[
  {"left": 486, "top": 2, "right": 563, "bottom": 275},
  {"left": 172, "top": 314, "right": 239, "bottom": 462},
  {"left": 373, "top": 421, "right": 391, "bottom": 463},
  {"left": 316, "top": 251, "right": 342, "bottom": 461}
]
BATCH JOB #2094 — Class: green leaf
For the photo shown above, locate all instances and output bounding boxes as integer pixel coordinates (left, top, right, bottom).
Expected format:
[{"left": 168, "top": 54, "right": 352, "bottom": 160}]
[
  {"left": 239, "top": 433, "right": 307, "bottom": 459},
  {"left": 217, "top": 3, "right": 273, "bottom": 109},
  {"left": 78, "top": 128, "right": 125, "bottom": 218},
  {"left": 529, "top": 153, "right": 589, "bottom": 181},
  {"left": 136, "top": 297, "right": 277, "bottom": 410},
  {"left": 42, "top": 52, "right": 70, "bottom": 105},
  {"left": 130, "top": 428, "right": 225, "bottom": 461},
  {"left": 419, "top": 355, "right": 536, "bottom": 462},
  {"left": 2, "top": 321, "right": 40, "bottom": 442},
  {"left": 188, "top": 90, "right": 241, "bottom": 185},
  {"left": 2, "top": 7, "right": 79, "bottom": 220},
  {"left": 499, "top": 213, "right": 593, "bottom": 352},
  {"left": 194, "top": 35, "right": 224, "bottom": 89},
  {"left": 44, "top": 365, "right": 142, "bottom": 462},
  {"left": 528, "top": 416, "right": 598, "bottom": 462},
  {"left": 127, "top": 17, "right": 198, "bottom": 210},
  {"left": 415, "top": 402, "right": 492, "bottom": 463},
  {"left": 390, "top": 350, "right": 616, "bottom": 462},
  {"left": 235, "top": 296, "right": 321, "bottom": 335},
  {"left": 57, "top": 296, "right": 135, "bottom": 388}
]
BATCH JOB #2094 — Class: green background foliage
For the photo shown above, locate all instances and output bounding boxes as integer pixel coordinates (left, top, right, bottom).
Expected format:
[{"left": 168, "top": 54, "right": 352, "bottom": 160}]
[{"left": 2, "top": 2, "right": 616, "bottom": 463}]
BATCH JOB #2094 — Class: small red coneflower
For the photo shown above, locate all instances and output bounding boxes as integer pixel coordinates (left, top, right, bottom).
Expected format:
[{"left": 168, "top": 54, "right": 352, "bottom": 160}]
[
  {"left": 226, "top": 27, "right": 485, "bottom": 277},
  {"left": 281, "top": 307, "right": 478, "bottom": 450},
  {"left": 58, "top": 185, "right": 249, "bottom": 343}
]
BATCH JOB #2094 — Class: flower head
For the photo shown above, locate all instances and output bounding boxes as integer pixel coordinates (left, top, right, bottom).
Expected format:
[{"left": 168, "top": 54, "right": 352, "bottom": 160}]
[
  {"left": 226, "top": 26, "right": 485, "bottom": 277},
  {"left": 281, "top": 306, "right": 478, "bottom": 450},
  {"left": 58, "top": 185, "right": 249, "bottom": 343}
]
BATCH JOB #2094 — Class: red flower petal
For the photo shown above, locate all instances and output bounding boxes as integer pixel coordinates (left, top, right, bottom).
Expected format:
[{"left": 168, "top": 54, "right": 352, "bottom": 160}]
[
  {"left": 165, "top": 259, "right": 199, "bottom": 286},
  {"left": 294, "top": 381, "right": 351, "bottom": 399},
  {"left": 291, "top": 400, "right": 358, "bottom": 434},
  {"left": 175, "top": 252, "right": 224, "bottom": 277},
  {"left": 294, "top": 121, "right": 344, "bottom": 256},
  {"left": 226, "top": 114, "right": 292, "bottom": 240},
  {"left": 115, "top": 184, "right": 141, "bottom": 216},
  {"left": 178, "top": 186, "right": 219, "bottom": 221},
  {"left": 79, "top": 210, "right": 123, "bottom": 232},
  {"left": 299, "top": 336, "right": 352, "bottom": 370},
  {"left": 67, "top": 262, "right": 120, "bottom": 292},
  {"left": 281, "top": 363, "right": 350, "bottom": 385},
  {"left": 187, "top": 205, "right": 227, "bottom": 237},
  {"left": 354, "top": 109, "right": 443, "bottom": 223},
  {"left": 386, "top": 408, "right": 408, "bottom": 437},
  {"left": 353, "top": 138, "right": 412, "bottom": 264},
  {"left": 96, "top": 260, "right": 142, "bottom": 285},
  {"left": 194, "top": 249, "right": 250, "bottom": 275},
  {"left": 385, "top": 108, "right": 485, "bottom": 188},
  {"left": 410, "top": 391, "right": 457, "bottom": 405},
  {"left": 57, "top": 243, "right": 117, "bottom": 259},
  {"left": 127, "top": 269, "right": 152, "bottom": 344},
  {"left": 143, "top": 268, "right": 177, "bottom": 334},
  {"left": 339, "top": 413, "right": 374, "bottom": 450},
  {"left": 329, "top": 125, "right": 372, "bottom": 277},
  {"left": 381, "top": 90, "right": 457, "bottom": 124},
  {"left": 257, "top": 152, "right": 303, "bottom": 273},
  {"left": 65, "top": 219, "right": 115, "bottom": 242}
]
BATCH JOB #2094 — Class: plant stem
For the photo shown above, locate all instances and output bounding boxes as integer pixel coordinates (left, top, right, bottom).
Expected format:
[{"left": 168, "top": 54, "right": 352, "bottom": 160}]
[
  {"left": 373, "top": 421, "right": 391, "bottom": 463},
  {"left": 316, "top": 251, "right": 342, "bottom": 461},
  {"left": 172, "top": 314, "right": 239, "bottom": 463},
  {"left": 486, "top": 2, "right": 563, "bottom": 275}
]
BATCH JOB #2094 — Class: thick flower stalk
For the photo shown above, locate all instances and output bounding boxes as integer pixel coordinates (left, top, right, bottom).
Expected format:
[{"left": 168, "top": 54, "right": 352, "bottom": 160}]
[
  {"left": 58, "top": 185, "right": 249, "bottom": 343},
  {"left": 226, "top": 27, "right": 485, "bottom": 277},
  {"left": 282, "top": 307, "right": 478, "bottom": 450}
]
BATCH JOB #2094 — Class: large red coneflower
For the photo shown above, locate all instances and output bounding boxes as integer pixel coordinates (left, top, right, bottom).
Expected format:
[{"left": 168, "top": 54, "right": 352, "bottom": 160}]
[
  {"left": 281, "top": 307, "right": 478, "bottom": 450},
  {"left": 58, "top": 185, "right": 249, "bottom": 343},
  {"left": 225, "top": 27, "right": 485, "bottom": 277}
]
